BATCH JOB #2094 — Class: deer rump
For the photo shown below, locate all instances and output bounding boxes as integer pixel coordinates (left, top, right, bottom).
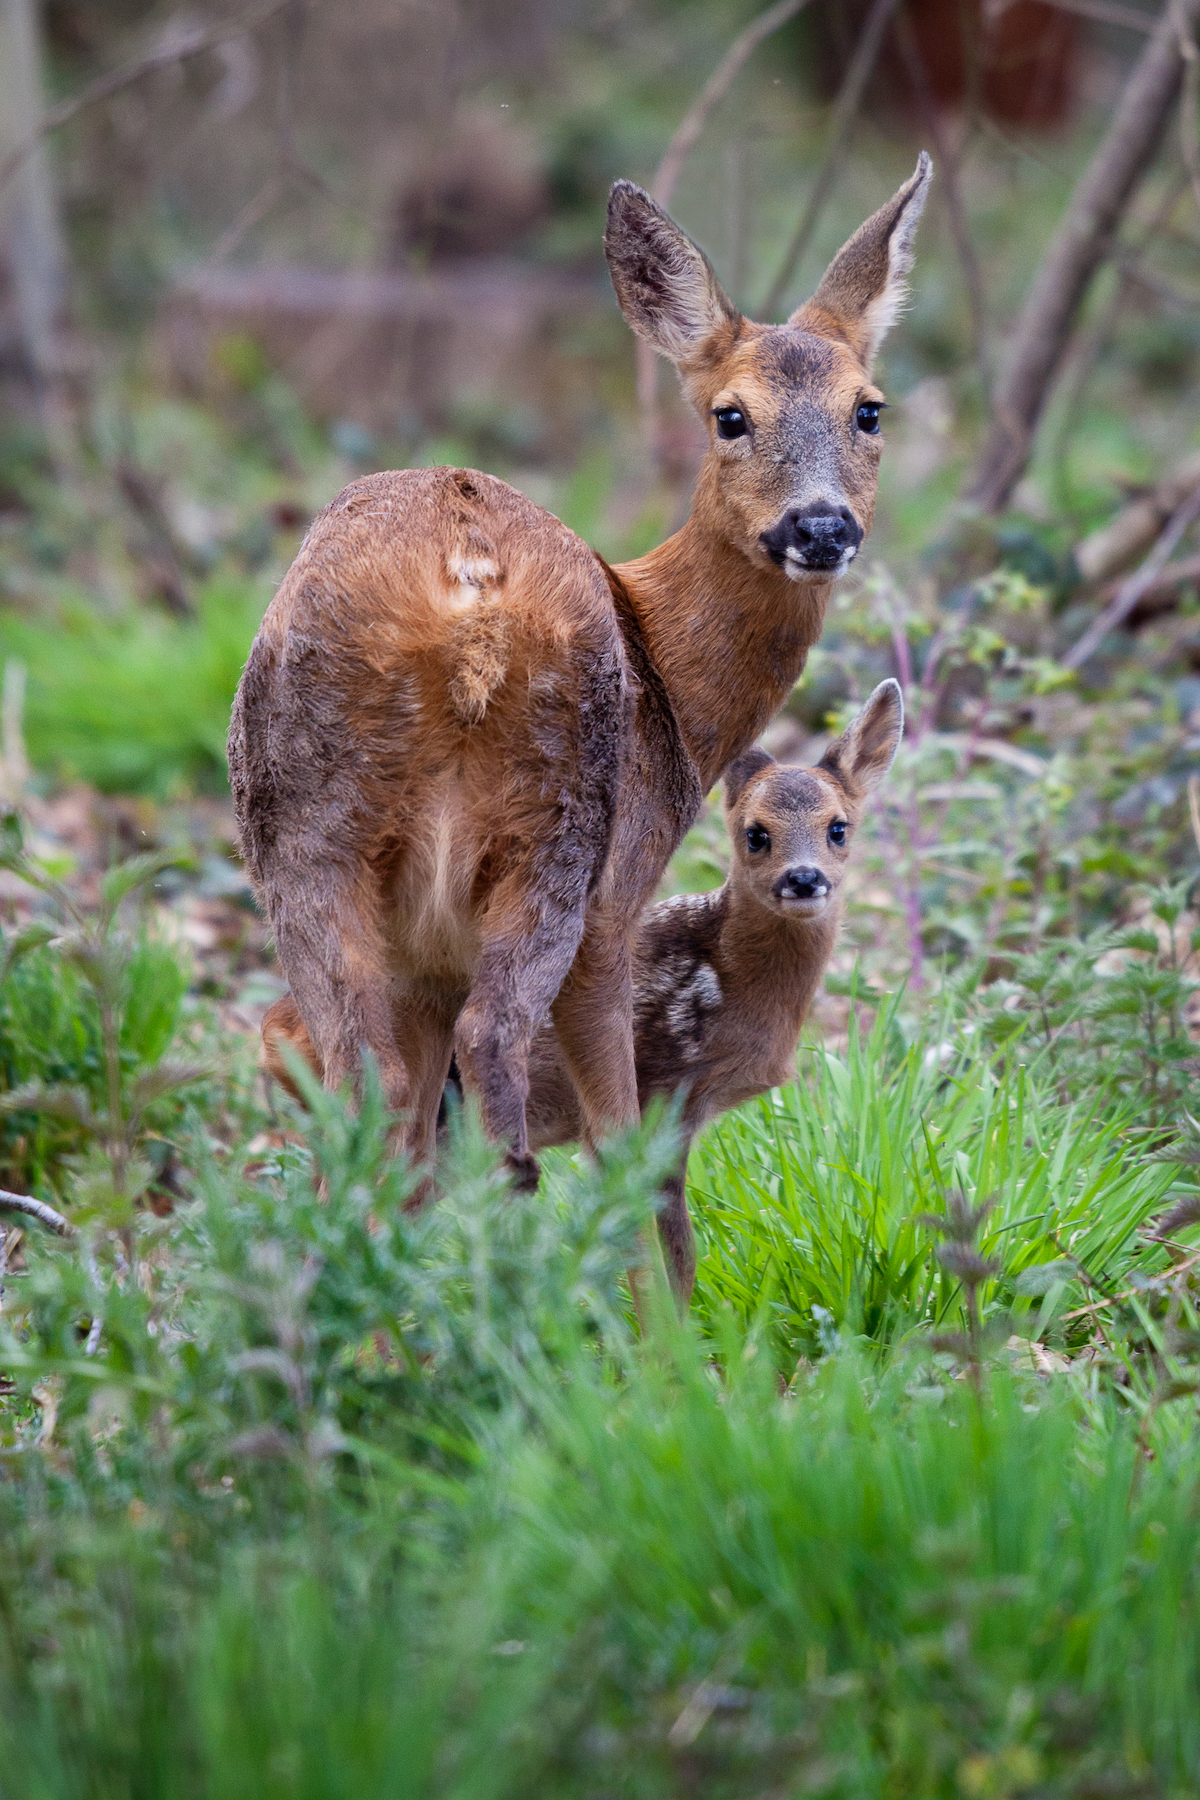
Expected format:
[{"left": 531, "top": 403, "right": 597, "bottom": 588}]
[{"left": 229, "top": 463, "right": 700, "bottom": 1188}]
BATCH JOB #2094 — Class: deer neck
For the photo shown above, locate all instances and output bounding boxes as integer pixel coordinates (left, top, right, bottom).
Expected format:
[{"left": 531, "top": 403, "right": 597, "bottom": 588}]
[{"left": 612, "top": 508, "right": 834, "bottom": 790}]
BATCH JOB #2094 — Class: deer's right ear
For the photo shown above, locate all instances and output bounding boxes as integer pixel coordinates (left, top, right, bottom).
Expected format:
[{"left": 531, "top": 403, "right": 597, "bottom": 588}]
[
  {"left": 790, "top": 153, "right": 932, "bottom": 372},
  {"left": 724, "top": 746, "right": 775, "bottom": 810},
  {"left": 606, "top": 180, "right": 741, "bottom": 364}
]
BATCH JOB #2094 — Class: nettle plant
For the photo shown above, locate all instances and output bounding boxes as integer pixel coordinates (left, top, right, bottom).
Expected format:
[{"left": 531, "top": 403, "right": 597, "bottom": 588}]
[{"left": 0, "top": 812, "right": 200, "bottom": 1225}]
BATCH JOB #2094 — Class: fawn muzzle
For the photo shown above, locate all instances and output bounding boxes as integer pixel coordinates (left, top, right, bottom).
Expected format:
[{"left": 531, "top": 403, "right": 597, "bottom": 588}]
[
  {"left": 760, "top": 503, "right": 863, "bottom": 576},
  {"left": 773, "top": 864, "right": 832, "bottom": 910}
]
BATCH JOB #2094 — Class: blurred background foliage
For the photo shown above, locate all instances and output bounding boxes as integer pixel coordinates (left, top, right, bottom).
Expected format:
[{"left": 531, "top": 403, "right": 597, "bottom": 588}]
[{"left": 6, "top": 9, "right": 1200, "bottom": 1789}]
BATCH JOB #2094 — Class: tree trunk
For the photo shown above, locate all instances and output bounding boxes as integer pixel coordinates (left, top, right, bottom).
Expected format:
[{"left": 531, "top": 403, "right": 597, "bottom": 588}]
[
  {"left": 0, "top": 0, "right": 67, "bottom": 390},
  {"left": 963, "top": 0, "right": 1200, "bottom": 515}
]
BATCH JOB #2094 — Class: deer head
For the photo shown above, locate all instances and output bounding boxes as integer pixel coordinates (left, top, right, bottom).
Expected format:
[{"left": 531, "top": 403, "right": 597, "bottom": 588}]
[
  {"left": 723, "top": 680, "right": 904, "bottom": 919},
  {"left": 605, "top": 155, "right": 931, "bottom": 578}
]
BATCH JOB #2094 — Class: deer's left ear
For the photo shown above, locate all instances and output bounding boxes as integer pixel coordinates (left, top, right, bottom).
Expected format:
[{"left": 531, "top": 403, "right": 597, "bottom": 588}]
[
  {"left": 790, "top": 153, "right": 932, "bottom": 372},
  {"left": 819, "top": 680, "right": 904, "bottom": 795}
]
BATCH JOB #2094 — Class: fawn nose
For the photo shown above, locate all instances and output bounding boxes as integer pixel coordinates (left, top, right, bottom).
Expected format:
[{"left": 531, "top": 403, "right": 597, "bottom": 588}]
[
  {"left": 774, "top": 865, "right": 831, "bottom": 903},
  {"left": 762, "top": 504, "right": 863, "bottom": 573}
]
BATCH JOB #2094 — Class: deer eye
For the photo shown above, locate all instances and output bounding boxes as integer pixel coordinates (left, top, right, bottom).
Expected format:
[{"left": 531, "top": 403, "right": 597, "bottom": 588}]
[
  {"left": 746, "top": 823, "right": 771, "bottom": 853},
  {"left": 715, "top": 407, "right": 748, "bottom": 440},
  {"left": 828, "top": 820, "right": 847, "bottom": 846},
  {"left": 856, "top": 402, "right": 884, "bottom": 435}
]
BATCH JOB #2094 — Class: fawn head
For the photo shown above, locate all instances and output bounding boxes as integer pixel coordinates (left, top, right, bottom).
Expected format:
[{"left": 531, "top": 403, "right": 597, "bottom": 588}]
[
  {"left": 724, "top": 681, "right": 904, "bottom": 919},
  {"left": 605, "top": 156, "right": 930, "bottom": 577}
]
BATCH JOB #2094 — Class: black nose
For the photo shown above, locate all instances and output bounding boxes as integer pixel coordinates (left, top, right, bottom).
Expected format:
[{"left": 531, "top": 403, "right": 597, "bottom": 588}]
[
  {"left": 774, "top": 865, "right": 831, "bottom": 901},
  {"left": 761, "top": 504, "right": 863, "bottom": 572}
]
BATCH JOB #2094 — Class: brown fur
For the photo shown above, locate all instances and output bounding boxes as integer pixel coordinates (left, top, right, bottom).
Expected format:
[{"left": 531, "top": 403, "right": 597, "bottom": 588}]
[
  {"left": 261, "top": 684, "right": 903, "bottom": 1298},
  {"left": 229, "top": 161, "right": 929, "bottom": 1208}
]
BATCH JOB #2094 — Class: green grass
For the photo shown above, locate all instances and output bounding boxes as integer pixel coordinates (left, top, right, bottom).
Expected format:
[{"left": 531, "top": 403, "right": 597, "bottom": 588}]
[
  {"left": 689, "top": 999, "right": 1189, "bottom": 1373},
  {"left": 2, "top": 962, "right": 1200, "bottom": 1795},
  {"left": 0, "top": 577, "right": 267, "bottom": 796}
]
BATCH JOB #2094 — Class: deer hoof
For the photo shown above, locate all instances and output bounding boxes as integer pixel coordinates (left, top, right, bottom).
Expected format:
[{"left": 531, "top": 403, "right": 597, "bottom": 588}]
[{"left": 504, "top": 1149, "right": 541, "bottom": 1194}]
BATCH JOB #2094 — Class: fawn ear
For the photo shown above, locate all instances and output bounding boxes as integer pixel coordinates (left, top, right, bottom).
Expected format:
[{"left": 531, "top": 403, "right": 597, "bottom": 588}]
[
  {"left": 724, "top": 746, "right": 775, "bottom": 810},
  {"left": 790, "top": 153, "right": 932, "bottom": 372},
  {"left": 819, "top": 681, "right": 904, "bottom": 795},
  {"left": 606, "top": 180, "right": 741, "bottom": 364}
]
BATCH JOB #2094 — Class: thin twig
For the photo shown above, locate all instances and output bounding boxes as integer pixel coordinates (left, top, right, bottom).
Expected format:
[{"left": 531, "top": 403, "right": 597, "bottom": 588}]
[
  {"left": 760, "top": 0, "right": 903, "bottom": 316},
  {"left": 638, "top": 0, "right": 814, "bottom": 449},
  {"left": 0, "top": 1189, "right": 73, "bottom": 1238},
  {"left": 1060, "top": 1248, "right": 1200, "bottom": 1321},
  {"left": 893, "top": 5, "right": 990, "bottom": 390},
  {"left": 1062, "top": 483, "right": 1200, "bottom": 669},
  {"left": 0, "top": 0, "right": 292, "bottom": 195},
  {"left": 1174, "top": 0, "right": 1200, "bottom": 221},
  {"left": 1039, "top": 0, "right": 1155, "bottom": 28},
  {"left": 651, "top": 0, "right": 811, "bottom": 208}
]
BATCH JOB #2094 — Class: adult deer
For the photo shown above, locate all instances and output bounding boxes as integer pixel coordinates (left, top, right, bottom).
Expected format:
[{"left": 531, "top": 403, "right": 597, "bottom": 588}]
[{"left": 228, "top": 155, "right": 930, "bottom": 1250}]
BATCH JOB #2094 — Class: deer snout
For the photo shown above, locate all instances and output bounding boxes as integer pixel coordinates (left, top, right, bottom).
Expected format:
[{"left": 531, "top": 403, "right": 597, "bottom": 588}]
[
  {"left": 761, "top": 504, "right": 863, "bottom": 576},
  {"left": 773, "top": 865, "right": 832, "bottom": 908}
]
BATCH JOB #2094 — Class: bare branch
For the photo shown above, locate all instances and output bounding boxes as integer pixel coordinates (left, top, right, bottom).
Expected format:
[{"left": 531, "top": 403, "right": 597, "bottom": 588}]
[
  {"left": 1039, "top": 0, "right": 1154, "bottom": 29},
  {"left": 760, "top": 0, "right": 903, "bottom": 317},
  {"left": 1062, "top": 483, "right": 1200, "bottom": 669},
  {"left": 651, "top": 0, "right": 811, "bottom": 208},
  {"left": 893, "top": 5, "right": 990, "bottom": 389},
  {"left": 0, "top": 0, "right": 291, "bottom": 196},
  {"left": 964, "top": 0, "right": 1200, "bottom": 513},
  {"left": 638, "top": 0, "right": 813, "bottom": 459},
  {"left": 0, "top": 1188, "right": 73, "bottom": 1238}
]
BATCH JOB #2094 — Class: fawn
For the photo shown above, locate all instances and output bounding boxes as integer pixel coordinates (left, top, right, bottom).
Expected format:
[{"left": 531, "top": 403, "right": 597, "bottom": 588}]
[
  {"left": 261, "top": 681, "right": 903, "bottom": 1300},
  {"left": 228, "top": 156, "right": 930, "bottom": 1285}
]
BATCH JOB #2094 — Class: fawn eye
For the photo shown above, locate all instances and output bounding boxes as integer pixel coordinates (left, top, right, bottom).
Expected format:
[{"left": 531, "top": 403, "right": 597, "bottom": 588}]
[
  {"left": 856, "top": 402, "right": 884, "bottom": 435},
  {"left": 746, "top": 823, "right": 771, "bottom": 853},
  {"left": 715, "top": 407, "right": 748, "bottom": 440},
  {"left": 828, "top": 820, "right": 847, "bottom": 846}
]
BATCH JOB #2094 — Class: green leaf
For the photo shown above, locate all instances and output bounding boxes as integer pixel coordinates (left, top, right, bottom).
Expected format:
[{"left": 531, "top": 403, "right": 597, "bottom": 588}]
[{"left": 99, "top": 850, "right": 185, "bottom": 916}]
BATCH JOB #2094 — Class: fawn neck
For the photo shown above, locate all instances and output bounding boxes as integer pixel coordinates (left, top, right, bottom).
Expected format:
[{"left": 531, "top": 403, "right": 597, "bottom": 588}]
[
  {"left": 717, "top": 886, "right": 841, "bottom": 1034},
  {"left": 613, "top": 498, "right": 834, "bottom": 790}
]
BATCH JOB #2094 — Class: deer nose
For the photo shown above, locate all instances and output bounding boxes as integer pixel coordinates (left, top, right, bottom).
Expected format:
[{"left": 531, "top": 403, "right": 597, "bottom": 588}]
[
  {"left": 762, "top": 504, "right": 863, "bottom": 573},
  {"left": 774, "top": 865, "right": 831, "bottom": 902}
]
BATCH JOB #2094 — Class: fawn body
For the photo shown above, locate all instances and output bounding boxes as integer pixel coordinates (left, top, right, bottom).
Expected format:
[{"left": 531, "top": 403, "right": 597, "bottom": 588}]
[
  {"left": 228, "top": 158, "right": 930, "bottom": 1273},
  {"left": 262, "top": 682, "right": 903, "bottom": 1299}
]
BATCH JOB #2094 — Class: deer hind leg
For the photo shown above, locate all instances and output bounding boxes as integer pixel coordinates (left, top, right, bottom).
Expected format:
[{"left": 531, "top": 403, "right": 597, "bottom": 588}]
[
  {"left": 453, "top": 873, "right": 591, "bottom": 1192},
  {"left": 271, "top": 872, "right": 412, "bottom": 1119},
  {"left": 388, "top": 990, "right": 459, "bottom": 1208}
]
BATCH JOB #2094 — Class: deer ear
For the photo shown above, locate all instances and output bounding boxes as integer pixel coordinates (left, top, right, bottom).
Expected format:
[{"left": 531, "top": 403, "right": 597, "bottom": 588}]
[
  {"left": 724, "top": 746, "right": 775, "bottom": 810},
  {"left": 789, "top": 153, "right": 932, "bottom": 371},
  {"left": 819, "top": 681, "right": 904, "bottom": 795},
  {"left": 606, "top": 180, "right": 741, "bottom": 364}
]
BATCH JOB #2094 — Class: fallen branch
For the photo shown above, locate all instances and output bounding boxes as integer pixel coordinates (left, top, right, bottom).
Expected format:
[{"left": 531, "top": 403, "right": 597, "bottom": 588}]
[
  {"left": 1062, "top": 483, "right": 1200, "bottom": 670},
  {"left": 1075, "top": 447, "right": 1200, "bottom": 580},
  {"left": 760, "top": 0, "right": 903, "bottom": 316},
  {"left": 0, "top": 1188, "right": 73, "bottom": 1238},
  {"left": 964, "top": 0, "right": 1200, "bottom": 513},
  {"left": 1096, "top": 550, "right": 1200, "bottom": 616},
  {"left": 0, "top": 0, "right": 291, "bottom": 195}
]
